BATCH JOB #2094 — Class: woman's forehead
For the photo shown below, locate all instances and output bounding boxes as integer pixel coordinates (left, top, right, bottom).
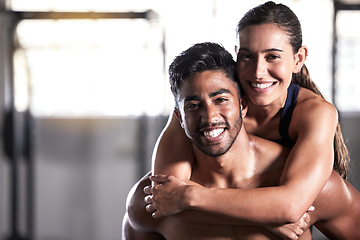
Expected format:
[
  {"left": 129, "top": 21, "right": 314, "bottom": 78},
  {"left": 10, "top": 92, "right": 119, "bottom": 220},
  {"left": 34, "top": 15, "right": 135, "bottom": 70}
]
[{"left": 238, "top": 24, "right": 291, "bottom": 51}]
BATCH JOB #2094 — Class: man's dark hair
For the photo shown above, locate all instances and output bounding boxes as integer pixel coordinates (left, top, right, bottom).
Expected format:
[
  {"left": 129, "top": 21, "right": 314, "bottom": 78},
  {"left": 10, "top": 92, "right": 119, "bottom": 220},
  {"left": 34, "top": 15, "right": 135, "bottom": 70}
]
[{"left": 169, "top": 42, "right": 239, "bottom": 108}]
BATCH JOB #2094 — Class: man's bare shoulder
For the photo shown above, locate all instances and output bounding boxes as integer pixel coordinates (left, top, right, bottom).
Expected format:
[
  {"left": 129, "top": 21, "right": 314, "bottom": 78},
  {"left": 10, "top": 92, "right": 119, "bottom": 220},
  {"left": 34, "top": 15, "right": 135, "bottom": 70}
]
[
  {"left": 123, "top": 172, "right": 165, "bottom": 239},
  {"left": 312, "top": 171, "right": 354, "bottom": 219},
  {"left": 311, "top": 170, "right": 360, "bottom": 239},
  {"left": 249, "top": 134, "right": 290, "bottom": 167}
]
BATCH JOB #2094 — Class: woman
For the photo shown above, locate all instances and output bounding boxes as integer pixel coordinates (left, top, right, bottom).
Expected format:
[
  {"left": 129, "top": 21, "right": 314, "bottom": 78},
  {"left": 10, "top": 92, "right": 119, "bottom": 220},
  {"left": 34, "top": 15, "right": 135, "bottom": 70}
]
[{"left": 145, "top": 1, "right": 349, "bottom": 227}]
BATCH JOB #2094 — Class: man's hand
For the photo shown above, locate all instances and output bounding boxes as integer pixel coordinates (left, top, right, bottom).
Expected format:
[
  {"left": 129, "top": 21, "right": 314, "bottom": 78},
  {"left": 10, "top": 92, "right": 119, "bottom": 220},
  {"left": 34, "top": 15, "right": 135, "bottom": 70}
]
[{"left": 143, "top": 174, "right": 189, "bottom": 218}]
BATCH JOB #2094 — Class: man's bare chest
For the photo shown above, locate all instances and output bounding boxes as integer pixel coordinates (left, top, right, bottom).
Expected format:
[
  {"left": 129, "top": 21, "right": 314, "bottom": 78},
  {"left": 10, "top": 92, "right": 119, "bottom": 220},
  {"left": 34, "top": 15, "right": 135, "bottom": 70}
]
[{"left": 159, "top": 217, "right": 279, "bottom": 240}]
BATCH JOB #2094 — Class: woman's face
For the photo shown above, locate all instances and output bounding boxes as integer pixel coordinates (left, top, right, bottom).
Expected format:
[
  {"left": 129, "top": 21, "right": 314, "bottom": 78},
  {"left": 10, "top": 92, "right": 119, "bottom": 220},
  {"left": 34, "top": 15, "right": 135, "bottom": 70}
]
[{"left": 236, "top": 23, "right": 300, "bottom": 107}]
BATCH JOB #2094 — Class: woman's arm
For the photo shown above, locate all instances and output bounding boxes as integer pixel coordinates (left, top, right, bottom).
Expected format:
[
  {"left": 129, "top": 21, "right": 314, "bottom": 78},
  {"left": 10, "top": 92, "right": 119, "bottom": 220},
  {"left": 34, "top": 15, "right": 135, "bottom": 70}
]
[
  {"left": 176, "top": 210, "right": 311, "bottom": 239},
  {"left": 147, "top": 97, "right": 337, "bottom": 224},
  {"left": 152, "top": 111, "right": 194, "bottom": 181},
  {"left": 144, "top": 175, "right": 312, "bottom": 240}
]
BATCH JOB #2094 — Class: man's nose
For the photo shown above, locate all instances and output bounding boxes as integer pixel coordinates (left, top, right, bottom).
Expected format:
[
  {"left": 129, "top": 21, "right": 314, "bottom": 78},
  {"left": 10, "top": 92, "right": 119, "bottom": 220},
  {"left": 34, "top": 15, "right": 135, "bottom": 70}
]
[{"left": 201, "top": 104, "right": 220, "bottom": 124}]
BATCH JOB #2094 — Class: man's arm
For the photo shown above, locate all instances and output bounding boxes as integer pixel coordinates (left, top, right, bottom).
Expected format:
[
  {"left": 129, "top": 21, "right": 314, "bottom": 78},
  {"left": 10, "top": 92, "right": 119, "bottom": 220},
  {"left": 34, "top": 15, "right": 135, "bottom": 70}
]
[
  {"left": 311, "top": 170, "right": 360, "bottom": 239},
  {"left": 122, "top": 213, "right": 165, "bottom": 240},
  {"left": 122, "top": 172, "right": 165, "bottom": 240}
]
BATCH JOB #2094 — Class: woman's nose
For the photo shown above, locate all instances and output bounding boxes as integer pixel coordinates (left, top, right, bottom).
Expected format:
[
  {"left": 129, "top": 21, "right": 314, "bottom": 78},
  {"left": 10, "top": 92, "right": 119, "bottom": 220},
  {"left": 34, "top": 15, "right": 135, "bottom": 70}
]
[{"left": 254, "top": 57, "right": 267, "bottom": 79}]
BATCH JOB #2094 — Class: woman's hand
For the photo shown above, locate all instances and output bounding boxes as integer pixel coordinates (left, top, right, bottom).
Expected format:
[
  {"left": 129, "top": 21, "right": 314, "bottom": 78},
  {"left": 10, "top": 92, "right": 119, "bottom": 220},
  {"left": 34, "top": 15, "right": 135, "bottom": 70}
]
[
  {"left": 265, "top": 207, "right": 313, "bottom": 240},
  {"left": 143, "top": 174, "right": 190, "bottom": 218}
]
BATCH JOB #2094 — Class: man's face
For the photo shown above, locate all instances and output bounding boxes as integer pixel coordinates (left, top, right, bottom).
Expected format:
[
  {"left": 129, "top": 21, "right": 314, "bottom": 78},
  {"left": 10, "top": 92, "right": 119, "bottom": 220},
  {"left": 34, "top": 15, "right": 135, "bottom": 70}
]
[{"left": 176, "top": 70, "right": 242, "bottom": 157}]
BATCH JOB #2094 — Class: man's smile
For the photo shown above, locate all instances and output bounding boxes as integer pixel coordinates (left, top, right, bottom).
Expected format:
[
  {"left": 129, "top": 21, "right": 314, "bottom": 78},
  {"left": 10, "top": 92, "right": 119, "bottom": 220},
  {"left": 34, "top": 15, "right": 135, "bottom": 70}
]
[{"left": 203, "top": 128, "right": 225, "bottom": 138}]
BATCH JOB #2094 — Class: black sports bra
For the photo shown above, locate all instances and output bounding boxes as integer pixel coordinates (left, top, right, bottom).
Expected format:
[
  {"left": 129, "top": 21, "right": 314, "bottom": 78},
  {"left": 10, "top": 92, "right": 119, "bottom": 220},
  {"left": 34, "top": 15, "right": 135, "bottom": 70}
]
[{"left": 275, "top": 83, "right": 300, "bottom": 148}]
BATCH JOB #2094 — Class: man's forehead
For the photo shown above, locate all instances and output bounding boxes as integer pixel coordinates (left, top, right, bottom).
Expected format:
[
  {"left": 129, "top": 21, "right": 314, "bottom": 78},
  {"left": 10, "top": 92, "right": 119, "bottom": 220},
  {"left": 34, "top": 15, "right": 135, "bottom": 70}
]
[{"left": 181, "top": 70, "right": 236, "bottom": 92}]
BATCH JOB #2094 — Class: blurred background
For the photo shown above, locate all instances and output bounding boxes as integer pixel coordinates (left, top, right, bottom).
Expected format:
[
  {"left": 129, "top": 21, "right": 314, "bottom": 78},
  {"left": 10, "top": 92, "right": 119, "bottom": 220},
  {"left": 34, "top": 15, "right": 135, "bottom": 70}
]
[{"left": 0, "top": 0, "right": 359, "bottom": 239}]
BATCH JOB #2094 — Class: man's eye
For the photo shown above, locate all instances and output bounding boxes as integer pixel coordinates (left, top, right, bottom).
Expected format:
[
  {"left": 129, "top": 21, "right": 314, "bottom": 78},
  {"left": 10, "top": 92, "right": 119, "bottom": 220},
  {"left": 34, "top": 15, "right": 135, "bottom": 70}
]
[
  {"left": 187, "top": 103, "right": 199, "bottom": 110},
  {"left": 215, "top": 97, "right": 228, "bottom": 104}
]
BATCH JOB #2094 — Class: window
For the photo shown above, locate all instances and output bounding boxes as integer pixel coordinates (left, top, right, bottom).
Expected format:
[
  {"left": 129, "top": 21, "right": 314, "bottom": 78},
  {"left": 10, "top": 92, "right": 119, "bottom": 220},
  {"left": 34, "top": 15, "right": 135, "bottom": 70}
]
[
  {"left": 336, "top": 10, "right": 360, "bottom": 112},
  {"left": 16, "top": 18, "right": 165, "bottom": 117}
]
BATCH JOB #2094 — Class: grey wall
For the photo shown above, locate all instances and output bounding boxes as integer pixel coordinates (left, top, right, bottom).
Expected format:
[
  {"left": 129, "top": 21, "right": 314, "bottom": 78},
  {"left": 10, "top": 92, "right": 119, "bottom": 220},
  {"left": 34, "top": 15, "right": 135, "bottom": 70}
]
[
  {"left": 341, "top": 113, "right": 360, "bottom": 191},
  {"left": 32, "top": 116, "right": 167, "bottom": 240}
]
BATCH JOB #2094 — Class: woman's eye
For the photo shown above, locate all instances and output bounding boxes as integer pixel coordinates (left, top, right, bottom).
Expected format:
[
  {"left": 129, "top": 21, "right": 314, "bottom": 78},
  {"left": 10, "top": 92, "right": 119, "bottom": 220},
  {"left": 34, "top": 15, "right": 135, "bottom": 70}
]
[
  {"left": 266, "top": 54, "right": 280, "bottom": 61},
  {"left": 238, "top": 53, "right": 253, "bottom": 61}
]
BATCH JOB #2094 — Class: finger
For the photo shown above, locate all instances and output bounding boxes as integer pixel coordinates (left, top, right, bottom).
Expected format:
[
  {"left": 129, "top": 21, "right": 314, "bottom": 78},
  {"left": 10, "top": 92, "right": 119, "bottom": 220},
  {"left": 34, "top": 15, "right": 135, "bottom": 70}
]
[
  {"left": 297, "top": 216, "right": 310, "bottom": 234},
  {"left": 146, "top": 203, "right": 157, "bottom": 213},
  {"left": 296, "top": 228, "right": 304, "bottom": 236},
  {"left": 144, "top": 195, "right": 153, "bottom": 204},
  {"left": 298, "top": 213, "right": 309, "bottom": 227},
  {"left": 303, "top": 212, "right": 310, "bottom": 224},
  {"left": 152, "top": 210, "right": 163, "bottom": 219},
  {"left": 150, "top": 174, "right": 170, "bottom": 184},
  {"left": 143, "top": 185, "right": 153, "bottom": 194},
  {"left": 289, "top": 231, "right": 300, "bottom": 240}
]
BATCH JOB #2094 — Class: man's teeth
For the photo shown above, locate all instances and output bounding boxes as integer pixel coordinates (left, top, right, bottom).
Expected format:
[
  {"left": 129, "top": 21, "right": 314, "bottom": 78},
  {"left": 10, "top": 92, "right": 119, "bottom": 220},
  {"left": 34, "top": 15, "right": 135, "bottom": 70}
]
[
  {"left": 203, "top": 128, "right": 224, "bottom": 138},
  {"left": 251, "top": 82, "right": 273, "bottom": 89}
]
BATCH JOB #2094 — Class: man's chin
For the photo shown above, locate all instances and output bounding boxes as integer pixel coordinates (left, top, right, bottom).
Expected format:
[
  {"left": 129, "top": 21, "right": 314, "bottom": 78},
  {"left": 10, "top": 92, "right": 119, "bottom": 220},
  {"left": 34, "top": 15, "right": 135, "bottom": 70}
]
[{"left": 198, "top": 146, "right": 230, "bottom": 157}]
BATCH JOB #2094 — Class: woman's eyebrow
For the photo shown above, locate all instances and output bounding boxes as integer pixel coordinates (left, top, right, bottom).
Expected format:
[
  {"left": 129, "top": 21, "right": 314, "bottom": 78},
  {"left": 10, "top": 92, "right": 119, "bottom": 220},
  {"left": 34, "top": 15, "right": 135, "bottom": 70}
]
[
  {"left": 263, "top": 48, "right": 284, "bottom": 53},
  {"left": 238, "top": 47, "right": 283, "bottom": 53}
]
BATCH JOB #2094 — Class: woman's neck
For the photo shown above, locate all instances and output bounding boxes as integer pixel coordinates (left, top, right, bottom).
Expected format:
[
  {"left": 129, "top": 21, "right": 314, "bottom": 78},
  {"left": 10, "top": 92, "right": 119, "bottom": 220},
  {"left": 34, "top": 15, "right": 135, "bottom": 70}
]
[
  {"left": 246, "top": 100, "right": 282, "bottom": 123},
  {"left": 243, "top": 96, "right": 287, "bottom": 141}
]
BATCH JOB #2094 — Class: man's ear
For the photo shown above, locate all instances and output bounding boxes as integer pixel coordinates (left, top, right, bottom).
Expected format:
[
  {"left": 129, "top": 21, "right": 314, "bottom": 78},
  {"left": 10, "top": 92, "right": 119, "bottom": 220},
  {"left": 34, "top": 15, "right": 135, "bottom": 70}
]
[
  {"left": 174, "top": 109, "right": 184, "bottom": 128},
  {"left": 240, "top": 96, "right": 249, "bottom": 118},
  {"left": 293, "top": 46, "right": 308, "bottom": 73}
]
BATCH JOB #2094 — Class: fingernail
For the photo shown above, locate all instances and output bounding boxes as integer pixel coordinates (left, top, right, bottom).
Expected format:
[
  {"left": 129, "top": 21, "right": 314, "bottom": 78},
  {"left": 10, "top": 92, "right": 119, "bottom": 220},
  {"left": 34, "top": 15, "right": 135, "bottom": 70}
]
[{"left": 308, "top": 206, "right": 315, "bottom": 211}]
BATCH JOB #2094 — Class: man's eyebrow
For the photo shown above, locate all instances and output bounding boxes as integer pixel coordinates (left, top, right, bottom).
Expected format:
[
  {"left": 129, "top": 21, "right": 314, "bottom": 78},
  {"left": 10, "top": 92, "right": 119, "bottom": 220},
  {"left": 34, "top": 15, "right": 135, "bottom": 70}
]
[
  {"left": 183, "top": 89, "right": 232, "bottom": 102},
  {"left": 184, "top": 95, "right": 200, "bottom": 102},
  {"left": 238, "top": 47, "right": 284, "bottom": 53},
  {"left": 209, "top": 88, "right": 232, "bottom": 98}
]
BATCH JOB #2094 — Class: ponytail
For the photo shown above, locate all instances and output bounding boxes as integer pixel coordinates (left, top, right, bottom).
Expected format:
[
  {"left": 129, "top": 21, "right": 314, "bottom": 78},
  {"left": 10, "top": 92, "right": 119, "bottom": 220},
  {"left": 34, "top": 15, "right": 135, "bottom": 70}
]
[
  {"left": 292, "top": 64, "right": 323, "bottom": 96},
  {"left": 293, "top": 65, "right": 350, "bottom": 179}
]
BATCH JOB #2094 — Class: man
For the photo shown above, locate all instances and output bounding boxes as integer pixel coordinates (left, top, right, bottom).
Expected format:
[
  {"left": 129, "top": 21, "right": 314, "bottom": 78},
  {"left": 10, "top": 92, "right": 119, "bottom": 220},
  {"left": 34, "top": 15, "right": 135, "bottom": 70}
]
[{"left": 122, "top": 42, "right": 360, "bottom": 239}]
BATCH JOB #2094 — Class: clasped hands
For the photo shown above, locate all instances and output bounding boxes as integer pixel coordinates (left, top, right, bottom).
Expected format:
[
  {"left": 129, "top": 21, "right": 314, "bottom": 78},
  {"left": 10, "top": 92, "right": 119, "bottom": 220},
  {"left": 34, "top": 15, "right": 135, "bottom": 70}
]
[{"left": 143, "top": 174, "right": 313, "bottom": 240}]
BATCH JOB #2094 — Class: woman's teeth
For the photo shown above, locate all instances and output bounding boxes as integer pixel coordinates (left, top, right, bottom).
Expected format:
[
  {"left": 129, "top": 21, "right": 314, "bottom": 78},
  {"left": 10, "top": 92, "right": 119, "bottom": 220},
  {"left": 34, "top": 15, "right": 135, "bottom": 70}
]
[
  {"left": 203, "top": 128, "right": 224, "bottom": 138},
  {"left": 251, "top": 82, "right": 273, "bottom": 89}
]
